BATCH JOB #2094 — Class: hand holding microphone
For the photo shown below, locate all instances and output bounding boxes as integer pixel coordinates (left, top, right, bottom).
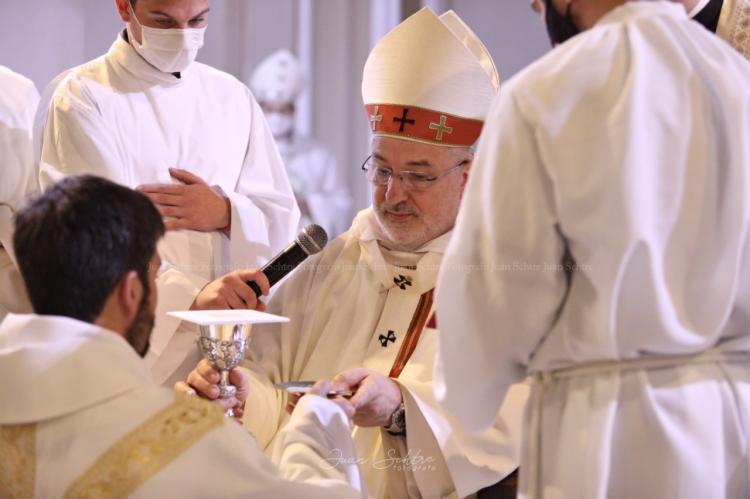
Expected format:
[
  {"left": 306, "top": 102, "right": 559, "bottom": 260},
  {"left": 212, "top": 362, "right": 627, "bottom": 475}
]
[
  {"left": 190, "top": 224, "right": 328, "bottom": 311},
  {"left": 246, "top": 224, "right": 328, "bottom": 297}
]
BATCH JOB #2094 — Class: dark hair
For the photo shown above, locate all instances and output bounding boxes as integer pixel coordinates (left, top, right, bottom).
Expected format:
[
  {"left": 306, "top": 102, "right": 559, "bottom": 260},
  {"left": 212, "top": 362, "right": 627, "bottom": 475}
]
[{"left": 13, "top": 175, "right": 165, "bottom": 323}]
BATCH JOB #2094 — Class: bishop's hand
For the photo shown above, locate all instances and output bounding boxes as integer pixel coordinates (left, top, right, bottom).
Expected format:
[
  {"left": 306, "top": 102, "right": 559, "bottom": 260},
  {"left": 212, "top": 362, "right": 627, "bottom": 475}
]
[
  {"left": 137, "top": 167, "right": 231, "bottom": 232},
  {"left": 305, "top": 380, "right": 356, "bottom": 419},
  {"left": 332, "top": 367, "right": 403, "bottom": 428},
  {"left": 175, "top": 359, "right": 249, "bottom": 423}
]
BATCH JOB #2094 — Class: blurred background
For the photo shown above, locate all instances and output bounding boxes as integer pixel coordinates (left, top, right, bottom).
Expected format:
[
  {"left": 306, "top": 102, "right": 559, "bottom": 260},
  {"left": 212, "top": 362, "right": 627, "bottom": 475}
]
[{"left": 0, "top": 0, "right": 549, "bottom": 231}]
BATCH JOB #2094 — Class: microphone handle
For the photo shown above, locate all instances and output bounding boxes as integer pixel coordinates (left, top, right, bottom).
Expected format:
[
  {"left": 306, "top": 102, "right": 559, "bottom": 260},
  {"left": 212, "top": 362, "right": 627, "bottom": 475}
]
[{"left": 247, "top": 242, "right": 310, "bottom": 297}]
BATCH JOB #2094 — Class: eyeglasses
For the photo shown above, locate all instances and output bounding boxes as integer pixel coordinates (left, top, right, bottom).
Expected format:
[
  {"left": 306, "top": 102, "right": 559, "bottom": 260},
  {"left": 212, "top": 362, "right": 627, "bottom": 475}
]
[{"left": 361, "top": 155, "right": 469, "bottom": 192}]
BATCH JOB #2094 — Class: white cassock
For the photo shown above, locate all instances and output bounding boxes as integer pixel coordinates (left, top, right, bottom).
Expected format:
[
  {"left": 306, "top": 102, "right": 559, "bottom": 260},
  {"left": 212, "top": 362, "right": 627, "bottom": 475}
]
[
  {"left": 0, "top": 314, "right": 363, "bottom": 498},
  {"left": 435, "top": 3, "right": 750, "bottom": 499},
  {"left": 0, "top": 66, "right": 38, "bottom": 322},
  {"left": 277, "top": 135, "right": 352, "bottom": 237},
  {"left": 240, "top": 209, "right": 527, "bottom": 499},
  {"left": 39, "top": 33, "right": 300, "bottom": 384}
]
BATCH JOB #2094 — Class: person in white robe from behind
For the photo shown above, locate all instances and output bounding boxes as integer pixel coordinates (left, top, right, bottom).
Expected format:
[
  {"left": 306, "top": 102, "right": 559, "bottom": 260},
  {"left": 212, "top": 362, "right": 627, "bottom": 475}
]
[
  {"left": 685, "top": 0, "right": 750, "bottom": 59},
  {"left": 38, "top": 0, "right": 300, "bottom": 386},
  {"left": 251, "top": 49, "right": 353, "bottom": 238},
  {"left": 0, "top": 65, "right": 38, "bottom": 322},
  {"left": 436, "top": 1, "right": 750, "bottom": 498},
  {"left": 0, "top": 175, "right": 362, "bottom": 499},
  {"left": 183, "top": 8, "right": 528, "bottom": 499}
]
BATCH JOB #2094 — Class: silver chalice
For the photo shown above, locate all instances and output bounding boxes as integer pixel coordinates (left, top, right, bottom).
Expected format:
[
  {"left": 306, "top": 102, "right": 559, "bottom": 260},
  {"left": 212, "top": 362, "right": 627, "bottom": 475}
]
[{"left": 168, "top": 309, "right": 290, "bottom": 417}]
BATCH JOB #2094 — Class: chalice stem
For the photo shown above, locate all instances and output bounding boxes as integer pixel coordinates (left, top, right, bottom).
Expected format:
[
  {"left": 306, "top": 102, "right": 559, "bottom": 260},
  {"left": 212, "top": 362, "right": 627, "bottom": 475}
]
[{"left": 219, "top": 369, "right": 237, "bottom": 417}]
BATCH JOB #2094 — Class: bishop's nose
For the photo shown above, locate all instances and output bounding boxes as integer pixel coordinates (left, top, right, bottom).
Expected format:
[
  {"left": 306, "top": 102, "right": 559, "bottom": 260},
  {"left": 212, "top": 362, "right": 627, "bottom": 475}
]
[{"left": 384, "top": 174, "right": 409, "bottom": 204}]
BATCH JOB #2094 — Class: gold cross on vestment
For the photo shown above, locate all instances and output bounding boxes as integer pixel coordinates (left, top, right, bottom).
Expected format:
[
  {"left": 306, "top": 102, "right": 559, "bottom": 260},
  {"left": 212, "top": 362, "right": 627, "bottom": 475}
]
[
  {"left": 369, "top": 106, "right": 383, "bottom": 131},
  {"left": 429, "top": 115, "right": 454, "bottom": 141}
]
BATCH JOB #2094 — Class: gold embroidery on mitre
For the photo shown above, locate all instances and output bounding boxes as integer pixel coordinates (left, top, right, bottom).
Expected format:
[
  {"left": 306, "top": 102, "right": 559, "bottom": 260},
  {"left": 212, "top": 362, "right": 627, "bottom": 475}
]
[
  {"left": 0, "top": 424, "right": 36, "bottom": 499},
  {"left": 428, "top": 115, "right": 454, "bottom": 141},
  {"left": 370, "top": 105, "right": 383, "bottom": 131},
  {"left": 63, "top": 394, "right": 224, "bottom": 499}
]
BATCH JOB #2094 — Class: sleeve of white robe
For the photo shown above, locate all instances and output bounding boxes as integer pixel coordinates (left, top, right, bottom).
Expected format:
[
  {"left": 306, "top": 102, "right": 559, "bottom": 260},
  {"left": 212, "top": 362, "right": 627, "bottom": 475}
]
[
  {"left": 434, "top": 86, "right": 568, "bottom": 431},
  {"left": 0, "top": 73, "right": 39, "bottom": 260},
  {"left": 39, "top": 79, "right": 129, "bottom": 186},
  {"left": 225, "top": 95, "right": 300, "bottom": 269},
  {"left": 270, "top": 394, "right": 364, "bottom": 495},
  {"left": 0, "top": 75, "right": 39, "bottom": 209}
]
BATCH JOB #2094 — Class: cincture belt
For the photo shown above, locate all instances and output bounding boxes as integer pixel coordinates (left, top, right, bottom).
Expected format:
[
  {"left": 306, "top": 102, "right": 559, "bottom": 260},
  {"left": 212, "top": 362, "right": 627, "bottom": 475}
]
[{"left": 527, "top": 349, "right": 750, "bottom": 499}]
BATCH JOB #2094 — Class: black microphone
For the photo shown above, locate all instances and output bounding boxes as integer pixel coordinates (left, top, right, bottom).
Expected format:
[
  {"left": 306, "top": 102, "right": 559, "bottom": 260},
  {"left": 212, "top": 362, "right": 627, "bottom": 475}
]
[{"left": 247, "top": 224, "right": 328, "bottom": 297}]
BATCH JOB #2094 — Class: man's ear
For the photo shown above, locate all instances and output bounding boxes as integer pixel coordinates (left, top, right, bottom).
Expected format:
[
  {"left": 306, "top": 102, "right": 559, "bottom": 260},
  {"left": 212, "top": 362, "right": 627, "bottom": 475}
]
[
  {"left": 115, "top": 270, "right": 143, "bottom": 322},
  {"left": 115, "top": 0, "right": 132, "bottom": 23},
  {"left": 460, "top": 156, "right": 474, "bottom": 188}
]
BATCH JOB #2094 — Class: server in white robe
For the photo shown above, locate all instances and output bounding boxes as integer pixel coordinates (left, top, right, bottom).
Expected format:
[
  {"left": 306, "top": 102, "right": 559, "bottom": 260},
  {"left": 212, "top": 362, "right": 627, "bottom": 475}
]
[
  {"left": 250, "top": 49, "right": 353, "bottom": 237},
  {"left": 0, "top": 175, "right": 361, "bottom": 499},
  {"left": 688, "top": 0, "right": 750, "bottom": 59},
  {"left": 185, "top": 8, "right": 527, "bottom": 499},
  {"left": 0, "top": 65, "right": 38, "bottom": 322},
  {"left": 38, "top": 0, "right": 300, "bottom": 385},
  {"left": 436, "top": 2, "right": 750, "bottom": 498}
]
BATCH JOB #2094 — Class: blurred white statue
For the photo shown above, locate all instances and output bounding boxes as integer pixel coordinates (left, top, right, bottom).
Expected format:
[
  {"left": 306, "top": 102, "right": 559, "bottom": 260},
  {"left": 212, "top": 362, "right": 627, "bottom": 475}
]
[{"left": 251, "top": 50, "right": 352, "bottom": 237}]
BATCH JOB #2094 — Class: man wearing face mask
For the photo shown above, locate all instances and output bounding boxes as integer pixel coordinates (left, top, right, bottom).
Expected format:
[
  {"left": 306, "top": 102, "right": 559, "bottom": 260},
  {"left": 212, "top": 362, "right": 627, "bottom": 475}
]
[
  {"left": 437, "top": 1, "right": 750, "bottom": 498},
  {"left": 250, "top": 49, "right": 352, "bottom": 237},
  {"left": 39, "top": 0, "right": 300, "bottom": 385}
]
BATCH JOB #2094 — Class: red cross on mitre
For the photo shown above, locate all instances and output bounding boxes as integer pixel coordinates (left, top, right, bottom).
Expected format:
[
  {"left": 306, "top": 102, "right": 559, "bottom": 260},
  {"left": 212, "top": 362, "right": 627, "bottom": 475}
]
[{"left": 364, "top": 104, "right": 484, "bottom": 146}]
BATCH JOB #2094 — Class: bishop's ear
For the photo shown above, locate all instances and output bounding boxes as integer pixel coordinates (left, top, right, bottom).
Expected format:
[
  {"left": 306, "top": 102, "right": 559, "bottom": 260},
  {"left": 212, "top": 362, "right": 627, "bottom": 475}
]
[{"left": 460, "top": 156, "right": 474, "bottom": 187}]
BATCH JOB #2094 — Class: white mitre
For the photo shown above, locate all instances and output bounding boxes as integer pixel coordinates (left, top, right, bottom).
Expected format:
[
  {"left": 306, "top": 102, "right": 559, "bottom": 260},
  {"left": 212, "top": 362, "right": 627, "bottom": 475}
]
[
  {"left": 362, "top": 7, "right": 499, "bottom": 146},
  {"left": 250, "top": 49, "right": 304, "bottom": 103}
]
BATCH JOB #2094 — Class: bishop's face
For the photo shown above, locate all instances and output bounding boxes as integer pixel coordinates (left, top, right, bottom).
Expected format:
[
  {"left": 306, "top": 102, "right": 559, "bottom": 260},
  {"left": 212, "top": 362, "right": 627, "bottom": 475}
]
[{"left": 370, "top": 136, "right": 472, "bottom": 251}]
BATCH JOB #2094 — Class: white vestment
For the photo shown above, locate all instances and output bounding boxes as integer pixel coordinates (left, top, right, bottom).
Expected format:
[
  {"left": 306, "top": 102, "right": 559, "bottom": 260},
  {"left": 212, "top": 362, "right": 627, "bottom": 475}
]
[
  {"left": 277, "top": 135, "right": 352, "bottom": 238},
  {"left": 0, "top": 314, "right": 363, "bottom": 498},
  {"left": 39, "top": 33, "right": 300, "bottom": 384},
  {"left": 0, "top": 66, "right": 38, "bottom": 322},
  {"left": 241, "top": 209, "right": 527, "bottom": 499},
  {"left": 435, "top": 3, "right": 750, "bottom": 499}
]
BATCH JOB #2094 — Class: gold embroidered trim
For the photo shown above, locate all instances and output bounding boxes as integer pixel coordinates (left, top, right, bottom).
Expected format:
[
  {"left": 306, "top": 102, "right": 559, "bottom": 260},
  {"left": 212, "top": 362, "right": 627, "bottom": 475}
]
[
  {"left": 728, "top": 0, "right": 750, "bottom": 58},
  {"left": 63, "top": 394, "right": 224, "bottom": 499},
  {"left": 0, "top": 423, "right": 36, "bottom": 499}
]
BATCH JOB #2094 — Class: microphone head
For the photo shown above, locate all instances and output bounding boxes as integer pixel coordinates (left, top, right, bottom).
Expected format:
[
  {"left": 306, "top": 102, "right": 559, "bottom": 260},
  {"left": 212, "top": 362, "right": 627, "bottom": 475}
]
[{"left": 297, "top": 224, "right": 328, "bottom": 255}]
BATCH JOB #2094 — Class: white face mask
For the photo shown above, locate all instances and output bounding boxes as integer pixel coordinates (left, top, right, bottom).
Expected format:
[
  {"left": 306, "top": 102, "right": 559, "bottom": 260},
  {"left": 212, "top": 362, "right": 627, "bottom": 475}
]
[
  {"left": 265, "top": 112, "right": 295, "bottom": 139},
  {"left": 127, "top": 5, "right": 206, "bottom": 73}
]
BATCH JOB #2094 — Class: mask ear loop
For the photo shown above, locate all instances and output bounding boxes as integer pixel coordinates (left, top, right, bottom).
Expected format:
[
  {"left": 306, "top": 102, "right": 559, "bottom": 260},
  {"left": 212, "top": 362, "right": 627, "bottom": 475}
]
[
  {"left": 126, "top": 2, "right": 145, "bottom": 49},
  {"left": 127, "top": 2, "right": 142, "bottom": 29}
]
